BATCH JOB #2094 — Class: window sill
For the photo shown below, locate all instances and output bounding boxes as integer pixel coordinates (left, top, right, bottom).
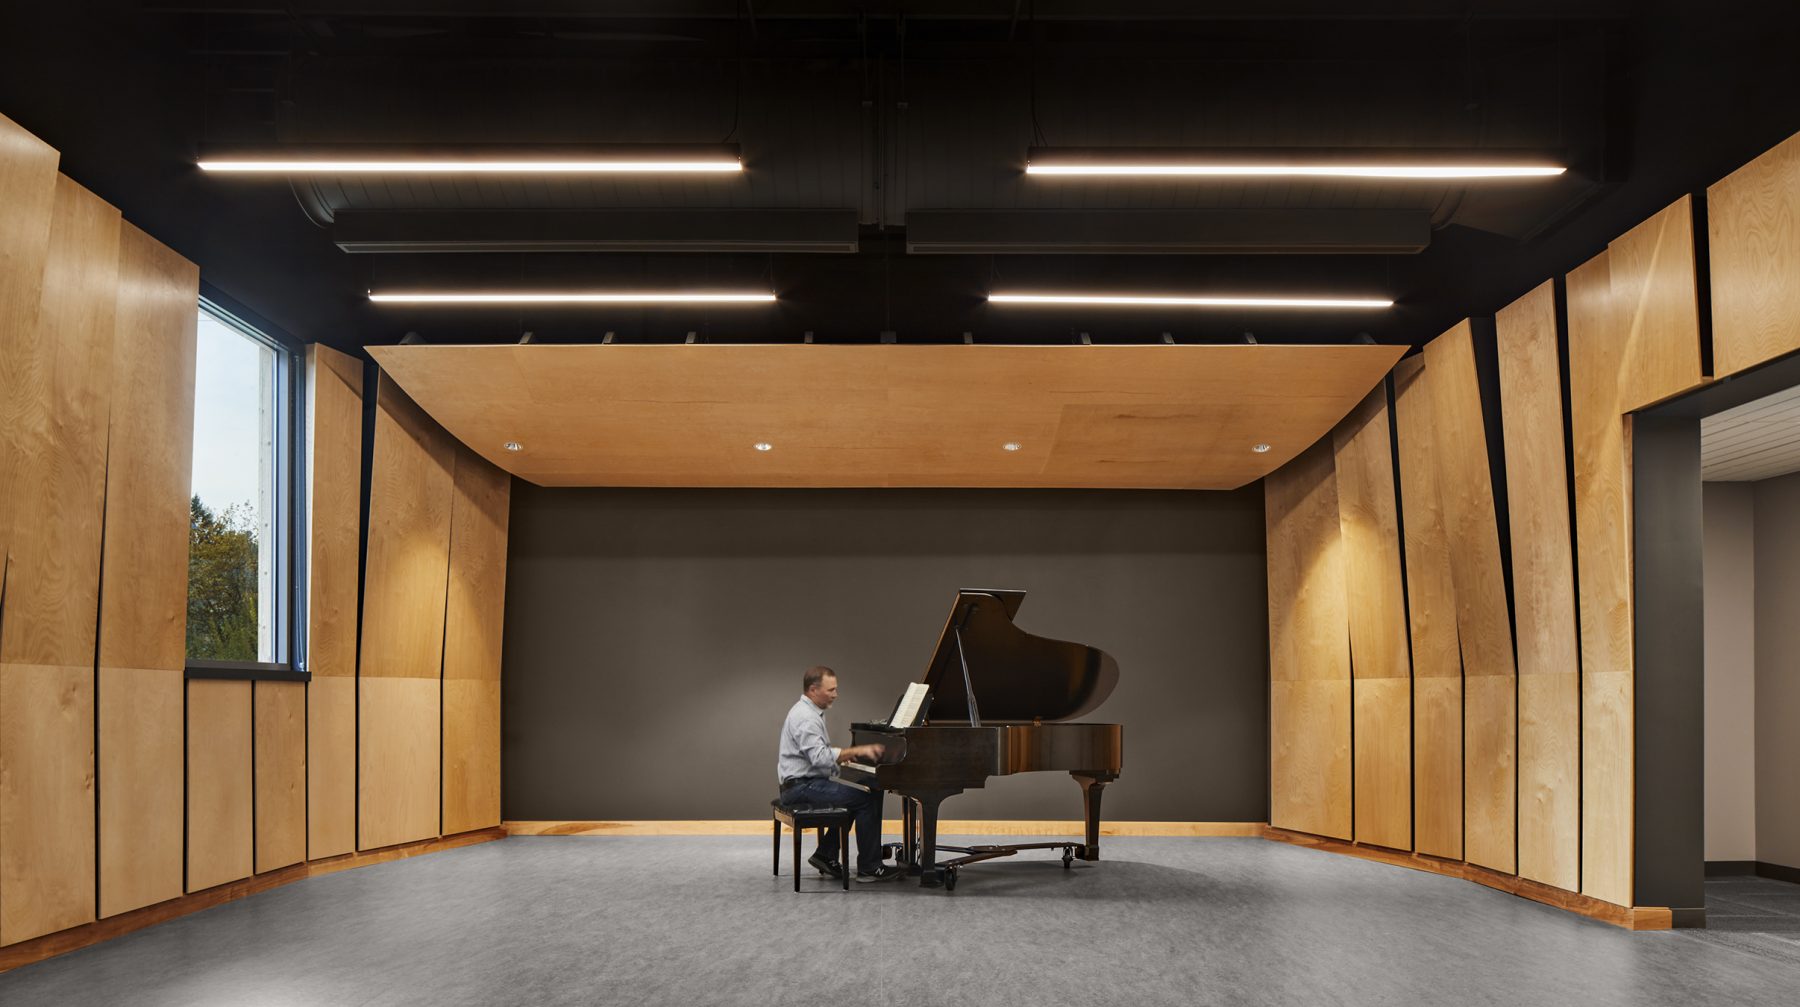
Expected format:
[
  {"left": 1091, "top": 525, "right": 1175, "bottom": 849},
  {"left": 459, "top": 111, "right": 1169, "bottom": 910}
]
[{"left": 185, "top": 661, "right": 311, "bottom": 683}]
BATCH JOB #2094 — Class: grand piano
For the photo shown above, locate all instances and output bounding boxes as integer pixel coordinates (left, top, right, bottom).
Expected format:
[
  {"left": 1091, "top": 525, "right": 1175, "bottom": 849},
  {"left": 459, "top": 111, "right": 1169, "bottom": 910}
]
[{"left": 837, "top": 589, "right": 1123, "bottom": 890}]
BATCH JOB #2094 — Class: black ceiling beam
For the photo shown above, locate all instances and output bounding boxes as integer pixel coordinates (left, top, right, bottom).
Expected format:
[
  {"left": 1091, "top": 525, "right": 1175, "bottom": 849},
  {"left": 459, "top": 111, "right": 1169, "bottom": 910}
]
[
  {"left": 904, "top": 209, "right": 1431, "bottom": 255},
  {"left": 143, "top": 2, "right": 1634, "bottom": 20},
  {"left": 331, "top": 209, "right": 861, "bottom": 254}
]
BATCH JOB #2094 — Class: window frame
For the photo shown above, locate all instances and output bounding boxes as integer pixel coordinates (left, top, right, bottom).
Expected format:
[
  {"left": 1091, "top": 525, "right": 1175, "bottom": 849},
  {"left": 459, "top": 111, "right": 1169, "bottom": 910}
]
[{"left": 184, "top": 289, "right": 310, "bottom": 683}]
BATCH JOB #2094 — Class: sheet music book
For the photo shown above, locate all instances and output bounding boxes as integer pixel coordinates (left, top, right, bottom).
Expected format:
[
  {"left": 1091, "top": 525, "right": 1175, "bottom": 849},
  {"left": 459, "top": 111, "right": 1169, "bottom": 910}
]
[{"left": 891, "top": 682, "right": 931, "bottom": 728}]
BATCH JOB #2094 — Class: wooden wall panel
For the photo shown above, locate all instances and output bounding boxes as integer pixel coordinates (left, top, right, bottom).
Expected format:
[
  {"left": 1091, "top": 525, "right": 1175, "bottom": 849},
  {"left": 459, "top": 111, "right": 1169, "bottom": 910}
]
[
  {"left": 1422, "top": 321, "right": 1517, "bottom": 874},
  {"left": 0, "top": 111, "right": 60, "bottom": 582},
  {"left": 97, "top": 223, "right": 197, "bottom": 918},
  {"left": 444, "top": 681, "right": 502, "bottom": 835},
  {"left": 1496, "top": 281, "right": 1581, "bottom": 892},
  {"left": 96, "top": 668, "right": 181, "bottom": 918},
  {"left": 359, "top": 378, "right": 455, "bottom": 683},
  {"left": 1567, "top": 251, "right": 1636, "bottom": 907},
  {"left": 360, "top": 678, "right": 442, "bottom": 850},
  {"left": 0, "top": 176, "right": 120, "bottom": 946},
  {"left": 0, "top": 664, "right": 93, "bottom": 946},
  {"left": 254, "top": 682, "right": 306, "bottom": 873},
  {"left": 307, "top": 677, "right": 356, "bottom": 859},
  {"left": 359, "top": 376, "right": 455, "bottom": 850},
  {"left": 1, "top": 175, "right": 117, "bottom": 666},
  {"left": 1609, "top": 196, "right": 1706, "bottom": 412},
  {"left": 187, "top": 681, "right": 253, "bottom": 892},
  {"left": 1709, "top": 128, "right": 1800, "bottom": 377},
  {"left": 1265, "top": 439, "right": 1351, "bottom": 840},
  {"left": 100, "top": 224, "right": 199, "bottom": 672},
  {"left": 305, "top": 344, "right": 364, "bottom": 860},
  {"left": 443, "top": 446, "right": 510, "bottom": 835},
  {"left": 1391, "top": 356, "right": 1462, "bottom": 859},
  {"left": 1331, "top": 386, "right": 1411, "bottom": 851}
]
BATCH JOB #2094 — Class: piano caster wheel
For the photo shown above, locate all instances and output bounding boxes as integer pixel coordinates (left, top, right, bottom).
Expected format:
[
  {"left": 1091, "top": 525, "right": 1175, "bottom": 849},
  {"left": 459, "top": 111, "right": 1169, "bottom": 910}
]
[
  {"left": 942, "top": 868, "right": 958, "bottom": 892},
  {"left": 1062, "top": 851, "right": 1074, "bottom": 869}
]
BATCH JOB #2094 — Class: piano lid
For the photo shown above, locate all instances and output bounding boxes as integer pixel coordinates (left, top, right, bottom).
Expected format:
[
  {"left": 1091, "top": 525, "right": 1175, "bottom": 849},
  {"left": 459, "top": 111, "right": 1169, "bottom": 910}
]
[{"left": 919, "top": 589, "right": 1120, "bottom": 724}]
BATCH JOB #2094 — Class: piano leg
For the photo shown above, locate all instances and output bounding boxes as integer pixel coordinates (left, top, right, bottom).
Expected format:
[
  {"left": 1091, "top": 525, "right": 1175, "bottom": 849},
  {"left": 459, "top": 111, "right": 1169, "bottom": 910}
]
[
  {"left": 1071, "top": 772, "right": 1115, "bottom": 861},
  {"left": 911, "top": 791, "right": 955, "bottom": 887},
  {"left": 901, "top": 798, "right": 919, "bottom": 872}
]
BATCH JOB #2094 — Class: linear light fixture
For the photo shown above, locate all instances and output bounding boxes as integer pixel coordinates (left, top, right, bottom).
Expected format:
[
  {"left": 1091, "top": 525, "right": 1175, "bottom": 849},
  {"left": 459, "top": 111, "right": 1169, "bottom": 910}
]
[
  {"left": 369, "top": 292, "right": 776, "bottom": 304},
  {"left": 989, "top": 293, "right": 1393, "bottom": 309},
  {"left": 198, "top": 143, "right": 742, "bottom": 174},
  {"left": 1026, "top": 147, "right": 1566, "bottom": 180}
]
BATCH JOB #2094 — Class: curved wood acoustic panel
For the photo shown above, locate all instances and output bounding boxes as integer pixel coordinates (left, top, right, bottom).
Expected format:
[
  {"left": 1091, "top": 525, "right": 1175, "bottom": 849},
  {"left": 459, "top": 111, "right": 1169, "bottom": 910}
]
[{"left": 369, "top": 343, "right": 1405, "bottom": 490}]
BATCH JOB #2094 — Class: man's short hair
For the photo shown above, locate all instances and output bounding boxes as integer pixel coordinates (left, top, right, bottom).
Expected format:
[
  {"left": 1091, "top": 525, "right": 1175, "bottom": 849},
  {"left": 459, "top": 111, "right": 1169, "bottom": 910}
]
[{"left": 803, "top": 665, "right": 837, "bottom": 693}]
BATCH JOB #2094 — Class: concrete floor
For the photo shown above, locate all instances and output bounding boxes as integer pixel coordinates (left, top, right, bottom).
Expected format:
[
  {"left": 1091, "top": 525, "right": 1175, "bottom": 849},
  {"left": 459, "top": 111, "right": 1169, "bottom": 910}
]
[{"left": 2, "top": 836, "right": 1797, "bottom": 1006}]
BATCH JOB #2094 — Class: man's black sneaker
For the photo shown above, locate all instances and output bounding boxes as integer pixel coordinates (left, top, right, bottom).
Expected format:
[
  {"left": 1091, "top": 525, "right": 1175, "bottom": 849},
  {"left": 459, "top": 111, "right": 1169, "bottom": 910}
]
[
  {"left": 807, "top": 851, "right": 845, "bottom": 879},
  {"left": 855, "top": 864, "right": 904, "bottom": 883}
]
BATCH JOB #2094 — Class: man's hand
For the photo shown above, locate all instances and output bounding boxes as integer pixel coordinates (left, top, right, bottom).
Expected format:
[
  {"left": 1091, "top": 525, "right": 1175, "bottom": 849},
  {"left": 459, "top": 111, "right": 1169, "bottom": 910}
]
[{"left": 838, "top": 743, "right": 885, "bottom": 763}]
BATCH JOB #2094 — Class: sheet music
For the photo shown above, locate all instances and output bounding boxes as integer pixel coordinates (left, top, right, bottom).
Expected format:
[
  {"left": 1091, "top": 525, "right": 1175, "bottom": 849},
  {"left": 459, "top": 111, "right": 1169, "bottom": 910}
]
[{"left": 892, "top": 682, "right": 931, "bottom": 728}]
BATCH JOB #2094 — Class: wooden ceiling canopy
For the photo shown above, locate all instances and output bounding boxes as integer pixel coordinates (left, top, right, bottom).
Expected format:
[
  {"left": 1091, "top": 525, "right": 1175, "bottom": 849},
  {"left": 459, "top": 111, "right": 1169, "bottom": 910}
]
[{"left": 367, "top": 343, "right": 1406, "bottom": 490}]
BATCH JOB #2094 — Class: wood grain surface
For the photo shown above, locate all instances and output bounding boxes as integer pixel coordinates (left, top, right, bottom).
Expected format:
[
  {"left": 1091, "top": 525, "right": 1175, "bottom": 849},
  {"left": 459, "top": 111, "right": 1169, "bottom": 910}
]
[
  {"left": 1265, "top": 440, "right": 1352, "bottom": 840},
  {"left": 254, "top": 681, "right": 306, "bottom": 874},
  {"left": 98, "top": 667, "right": 182, "bottom": 918},
  {"left": 99, "top": 223, "right": 198, "bottom": 672},
  {"left": 1709, "top": 128, "right": 1800, "bottom": 376},
  {"left": 96, "top": 223, "right": 198, "bottom": 919},
  {"left": 187, "top": 680, "right": 254, "bottom": 892},
  {"left": 442, "top": 446, "right": 510, "bottom": 834},
  {"left": 1609, "top": 196, "right": 1706, "bottom": 411},
  {"left": 0, "top": 664, "right": 95, "bottom": 946},
  {"left": 1391, "top": 356, "right": 1463, "bottom": 860},
  {"left": 1, "top": 175, "right": 117, "bottom": 668},
  {"left": 444, "top": 680, "right": 502, "bottom": 834},
  {"left": 0, "top": 111, "right": 60, "bottom": 584},
  {"left": 304, "top": 345, "right": 364, "bottom": 860},
  {"left": 306, "top": 676, "right": 356, "bottom": 860},
  {"left": 1495, "top": 280, "right": 1581, "bottom": 892},
  {"left": 305, "top": 343, "right": 364, "bottom": 681},
  {"left": 1566, "top": 249, "right": 1635, "bottom": 907},
  {"left": 370, "top": 343, "right": 1405, "bottom": 490},
  {"left": 358, "top": 375, "right": 455, "bottom": 850},
  {"left": 0, "top": 176, "right": 118, "bottom": 947},
  {"left": 359, "top": 377, "right": 455, "bottom": 681},
  {"left": 1332, "top": 385, "right": 1412, "bottom": 851},
  {"left": 360, "top": 677, "right": 442, "bottom": 850},
  {"left": 1422, "top": 321, "right": 1516, "bottom": 874}
]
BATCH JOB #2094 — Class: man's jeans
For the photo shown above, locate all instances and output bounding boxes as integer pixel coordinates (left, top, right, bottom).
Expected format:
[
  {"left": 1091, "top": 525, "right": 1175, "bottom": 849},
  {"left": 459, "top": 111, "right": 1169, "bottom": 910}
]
[{"left": 782, "top": 777, "right": 885, "bottom": 874}]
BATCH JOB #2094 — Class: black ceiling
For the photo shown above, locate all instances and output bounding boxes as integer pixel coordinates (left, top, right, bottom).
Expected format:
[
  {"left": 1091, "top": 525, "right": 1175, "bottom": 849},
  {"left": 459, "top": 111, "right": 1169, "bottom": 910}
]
[{"left": 3, "top": 1, "right": 1798, "bottom": 353}]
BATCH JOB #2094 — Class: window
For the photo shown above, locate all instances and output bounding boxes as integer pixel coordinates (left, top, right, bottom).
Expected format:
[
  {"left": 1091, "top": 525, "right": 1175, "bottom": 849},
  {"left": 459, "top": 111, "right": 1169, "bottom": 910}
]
[{"left": 187, "top": 298, "right": 306, "bottom": 677}]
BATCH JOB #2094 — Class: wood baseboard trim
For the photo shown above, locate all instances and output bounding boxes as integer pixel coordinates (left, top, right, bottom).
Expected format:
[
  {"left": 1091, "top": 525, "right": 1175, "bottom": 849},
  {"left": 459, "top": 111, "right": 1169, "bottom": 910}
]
[
  {"left": 1262, "top": 827, "right": 1672, "bottom": 931},
  {"left": 503, "top": 820, "right": 1268, "bottom": 838},
  {"left": 0, "top": 827, "right": 506, "bottom": 974}
]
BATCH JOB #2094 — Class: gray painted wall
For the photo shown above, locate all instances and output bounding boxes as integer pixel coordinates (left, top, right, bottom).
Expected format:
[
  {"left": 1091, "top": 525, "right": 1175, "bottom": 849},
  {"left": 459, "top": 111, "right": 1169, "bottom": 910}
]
[
  {"left": 500, "top": 486, "right": 1270, "bottom": 823},
  {"left": 1703, "top": 482, "right": 1758, "bottom": 862},
  {"left": 1756, "top": 472, "right": 1800, "bottom": 870}
]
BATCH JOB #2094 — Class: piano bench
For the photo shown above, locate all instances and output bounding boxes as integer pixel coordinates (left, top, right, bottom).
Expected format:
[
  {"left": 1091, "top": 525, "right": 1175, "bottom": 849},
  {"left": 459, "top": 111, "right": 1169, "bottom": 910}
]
[{"left": 771, "top": 799, "right": 853, "bottom": 892}]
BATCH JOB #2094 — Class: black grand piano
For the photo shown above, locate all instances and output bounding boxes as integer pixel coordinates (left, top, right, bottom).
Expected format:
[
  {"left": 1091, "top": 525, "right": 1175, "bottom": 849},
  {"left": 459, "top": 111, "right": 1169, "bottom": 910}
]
[{"left": 837, "top": 589, "right": 1123, "bottom": 890}]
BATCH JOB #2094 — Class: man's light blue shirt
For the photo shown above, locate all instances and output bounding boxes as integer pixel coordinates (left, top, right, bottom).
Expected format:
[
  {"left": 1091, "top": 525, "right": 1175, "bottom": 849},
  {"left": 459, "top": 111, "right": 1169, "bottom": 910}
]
[{"left": 778, "top": 695, "right": 841, "bottom": 783}]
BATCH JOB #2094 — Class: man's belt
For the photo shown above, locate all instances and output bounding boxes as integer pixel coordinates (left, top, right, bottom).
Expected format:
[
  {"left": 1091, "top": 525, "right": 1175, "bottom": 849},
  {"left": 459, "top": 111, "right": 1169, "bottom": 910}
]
[{"left": 779, "top": 777, "right": 818, "bottom": 791}]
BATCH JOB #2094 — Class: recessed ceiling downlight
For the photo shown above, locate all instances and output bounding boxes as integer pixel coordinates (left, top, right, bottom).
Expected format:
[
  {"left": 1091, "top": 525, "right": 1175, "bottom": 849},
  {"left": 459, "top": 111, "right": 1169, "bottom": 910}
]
[
  {"left": 1253, "top": 443, "right": 1272, "bottom": 454},
  {"left": 754, "top": 442, "right": 773, "bottom": 452},
  {"left": 504, "top": 441, "right": 523, "bottom": 452}
]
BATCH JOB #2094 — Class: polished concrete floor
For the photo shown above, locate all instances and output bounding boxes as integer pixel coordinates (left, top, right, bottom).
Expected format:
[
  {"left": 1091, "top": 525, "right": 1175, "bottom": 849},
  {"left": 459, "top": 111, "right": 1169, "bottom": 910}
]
[{"left": 2, "top": 836, "right": 1798, "bottom": 1006}]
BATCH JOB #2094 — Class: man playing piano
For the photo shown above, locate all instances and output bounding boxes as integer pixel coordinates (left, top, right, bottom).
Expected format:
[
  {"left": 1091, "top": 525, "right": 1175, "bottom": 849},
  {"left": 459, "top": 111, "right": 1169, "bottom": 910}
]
[{"left": 777, "top": 666, "right": 903, "bottom": 883}]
